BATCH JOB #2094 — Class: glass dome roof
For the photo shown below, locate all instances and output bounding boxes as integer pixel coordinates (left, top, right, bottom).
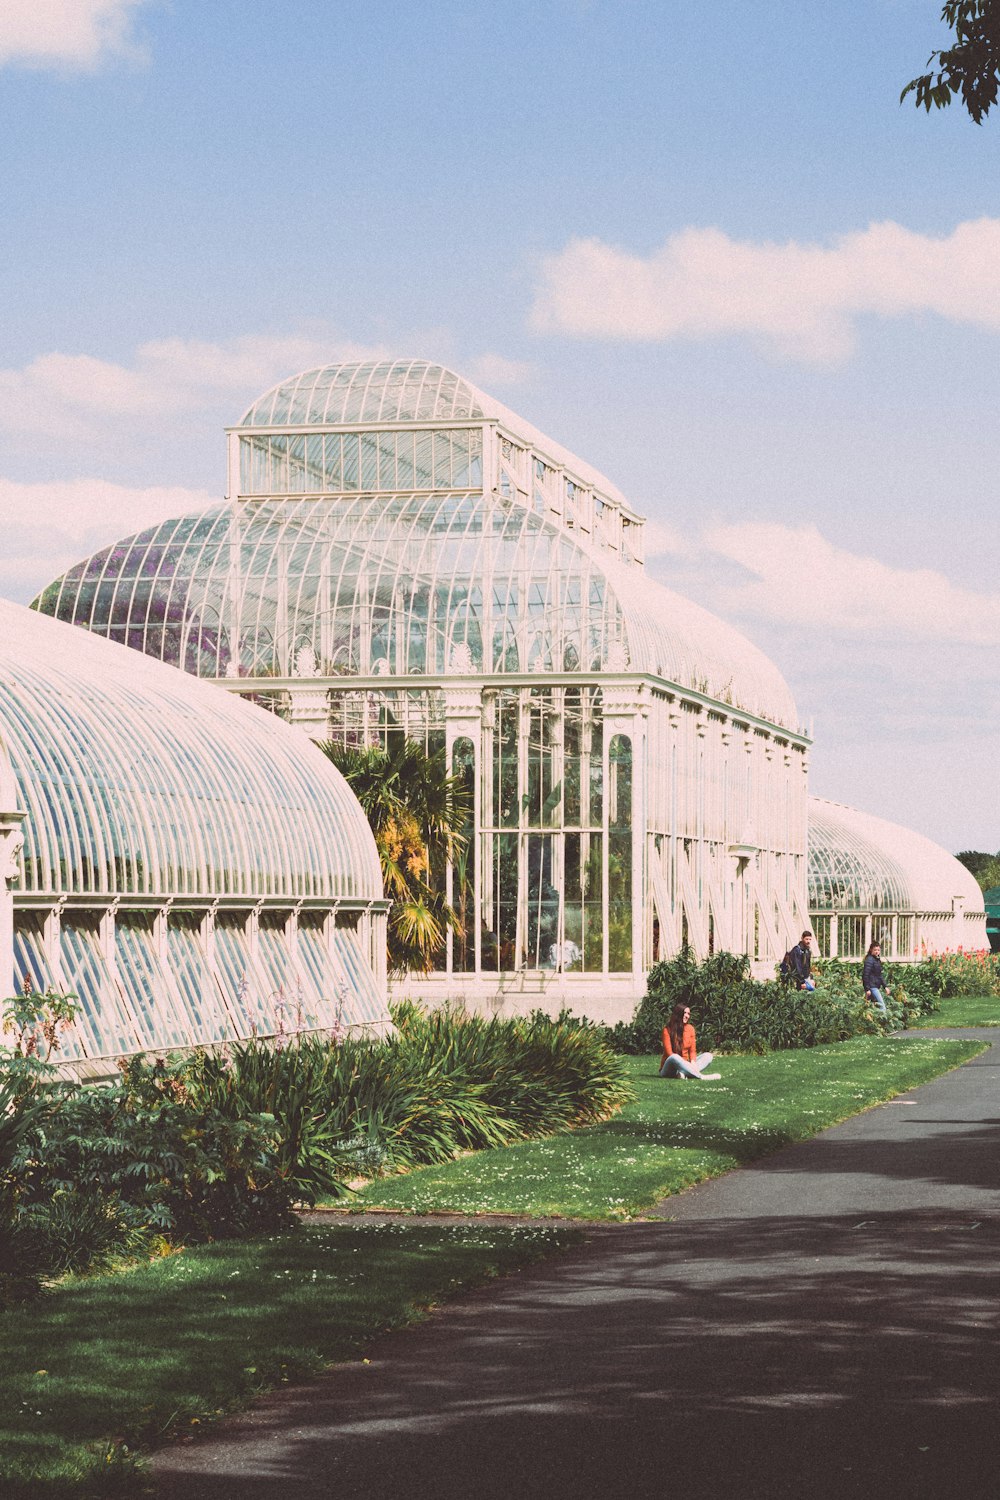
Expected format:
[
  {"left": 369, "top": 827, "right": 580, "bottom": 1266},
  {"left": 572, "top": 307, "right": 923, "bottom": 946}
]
[
  {"left": 808, "top": 797, "right": 984, "bottom": 914},
  {"left": 0, "top": 598, "right": 381, "bottom": 901},
  {"left": 36, "top": 491, "right": 799, "bottom": 728},
  {"left": 240, "top": 358, "right": 633, "bottom": 511},
  {"left": 242, "top": 359, "right": 487, "bottom": 428}
]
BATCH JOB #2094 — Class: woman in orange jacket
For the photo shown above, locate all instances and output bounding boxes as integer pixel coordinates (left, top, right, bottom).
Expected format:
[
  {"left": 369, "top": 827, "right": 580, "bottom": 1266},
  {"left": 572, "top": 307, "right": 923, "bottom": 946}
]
[{"left": 659, "top": 1002, "right": 720, "bottom": 1079}]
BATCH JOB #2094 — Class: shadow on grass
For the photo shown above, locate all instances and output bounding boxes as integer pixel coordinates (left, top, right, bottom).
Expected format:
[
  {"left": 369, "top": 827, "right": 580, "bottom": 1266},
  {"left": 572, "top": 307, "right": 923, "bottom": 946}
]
[{"left": 0, "top": 1224, "right": 573, "bottom": 1494}]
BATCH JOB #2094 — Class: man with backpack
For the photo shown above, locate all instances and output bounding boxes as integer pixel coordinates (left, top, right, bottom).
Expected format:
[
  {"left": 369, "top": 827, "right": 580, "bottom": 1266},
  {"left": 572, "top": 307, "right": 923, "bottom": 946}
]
[{"left": 782, "top": 931, "right": 816, "bottom": 991}]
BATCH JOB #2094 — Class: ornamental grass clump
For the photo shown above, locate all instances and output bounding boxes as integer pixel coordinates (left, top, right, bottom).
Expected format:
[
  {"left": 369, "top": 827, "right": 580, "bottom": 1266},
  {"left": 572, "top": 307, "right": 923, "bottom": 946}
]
[{"left": 167, "top": 1006, "right": 631, "bottom": 1198}]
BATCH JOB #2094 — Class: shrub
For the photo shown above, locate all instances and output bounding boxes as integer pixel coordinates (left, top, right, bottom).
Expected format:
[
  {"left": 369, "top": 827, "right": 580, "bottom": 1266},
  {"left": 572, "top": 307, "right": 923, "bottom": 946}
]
[
  {"left": 911, "top": 949, "right": 1000, "bottom": 999},
  {"left": 606, "top": 949, "right": 921, "bottom": 1056},
  {"left": 0, "top": 1009, "right": 630, "bottom": 1294},
  {"left": 4, "top": 1061, "right": 297, "bottom": 1288},
  {"left": 169, "top": 1008, "right": 632, "bottom": 1197},
  {"left": 812, "top": 958, "right": 938, "bottom": 1027}
]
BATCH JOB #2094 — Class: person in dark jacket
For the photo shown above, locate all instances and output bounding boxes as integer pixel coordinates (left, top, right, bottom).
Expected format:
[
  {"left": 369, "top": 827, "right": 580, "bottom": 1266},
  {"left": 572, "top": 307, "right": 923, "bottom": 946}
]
[
  {"left": 862, "top": 941, "right": 890, "bottom": 1013},
  {"left": 789, "top": 931, "right": 815, "bottom": 991}
]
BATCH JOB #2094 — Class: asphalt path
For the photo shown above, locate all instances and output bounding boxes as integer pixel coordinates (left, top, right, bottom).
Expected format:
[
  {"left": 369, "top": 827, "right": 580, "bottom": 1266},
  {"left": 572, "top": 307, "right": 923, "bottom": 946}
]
[{"left": 151, "top": 1030, "right": 1000, "bottom": 1500}]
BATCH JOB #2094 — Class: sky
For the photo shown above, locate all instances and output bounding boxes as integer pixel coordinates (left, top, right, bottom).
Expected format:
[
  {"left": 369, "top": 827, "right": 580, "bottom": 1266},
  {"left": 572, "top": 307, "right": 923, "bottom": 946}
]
[{"left": 1, "top": 0, "right": 998, "bottom": 852}]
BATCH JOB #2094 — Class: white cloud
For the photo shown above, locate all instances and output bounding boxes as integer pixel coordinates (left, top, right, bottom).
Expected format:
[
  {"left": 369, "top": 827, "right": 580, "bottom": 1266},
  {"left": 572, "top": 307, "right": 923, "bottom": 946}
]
[
  {"left": 0, "top": 334, "right": 391, "bottom": 442},
  {"left": 0, "top": 0, "right": 150, "bottom": 70},
  {"left": 531, "top": 219, "right": 1000, "bottom": 363},
  {"left": 0, "top": 476, "right": 216, "bottom": 604},
  {"left": 641, "top": 518, "right": 688, "bottom": 558},
  {"left": 466, "top": 353, "right": 537, "bottom": 388},
  {"left": 693, "top": 522, "right": 1000, "bottom": 646}
]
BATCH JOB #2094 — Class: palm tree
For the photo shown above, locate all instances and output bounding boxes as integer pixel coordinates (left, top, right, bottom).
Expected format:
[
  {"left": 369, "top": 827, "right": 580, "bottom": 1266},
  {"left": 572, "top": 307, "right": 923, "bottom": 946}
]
[{"left": 317, "top": 739, "right": 470, "bottom": 975}]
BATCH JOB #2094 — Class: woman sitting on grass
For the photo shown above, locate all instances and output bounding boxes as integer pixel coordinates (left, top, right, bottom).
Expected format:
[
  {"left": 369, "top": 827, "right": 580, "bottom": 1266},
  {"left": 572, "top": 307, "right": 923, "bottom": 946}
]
[{"left": 659, "top": 1003, "right": 721, "bottom": 1080}]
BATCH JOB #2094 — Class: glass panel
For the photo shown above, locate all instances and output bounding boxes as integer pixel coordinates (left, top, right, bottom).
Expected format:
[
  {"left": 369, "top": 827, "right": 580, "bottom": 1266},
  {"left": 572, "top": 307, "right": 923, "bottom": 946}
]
[
  {"left": 871, "top": 914, "right": 893, "bottom": 952},
  {"left": 330, "top": 928, "right": 385, "bottom": 1024},
  {"left": 897, "top": 916, "right": 911, "bottom": 956},
  {"left": 60, "top": 915, "right": 140, "bottom": 1058},
  {"left": 11, "top": 915, "right": 88, "bottom": 1059},
  {"left": 13, "top": 914, "right": 55, "bottom": 997},
  {"left": 565, "top": 832, "right": 603, "bottom": 973},
  {"left": 489, "top": 831, "right": 519, "bottom": 971},
  {"left": 115, "top": 911, "right": 190, "bottom": 1049},
  {"left": 360, "top": 433, "right": 378, "bottom": 490},
  {"left": 256, "top": 911, "right": 293, "bottom": 1002},
  {"left": 838, "top": 915, "right": 866, "bottom": 959},
  {"left": 295, "top": 920, "right": 344, "bottom": 1028},
  {"left": 213, "top": 913, "right": 275, "bottom": 1034},
  {"left": 452, "top": 738, "right": 476, "bottom": 973},
  {"left": 166, "top": 912, "right": 231, "bottom": 1041},
  {"left": 608, "top": 735, "right": 633, "bottom": 970},
  {"left": 525, "top": 834, "right": 558, "bottom": 970}
]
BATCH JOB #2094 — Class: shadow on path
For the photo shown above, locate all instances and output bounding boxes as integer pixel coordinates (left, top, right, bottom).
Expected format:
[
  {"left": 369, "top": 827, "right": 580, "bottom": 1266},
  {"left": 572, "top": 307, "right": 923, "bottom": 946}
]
[{"left": 153, "top": 1034, "right": 1000, "bottom": 1500}]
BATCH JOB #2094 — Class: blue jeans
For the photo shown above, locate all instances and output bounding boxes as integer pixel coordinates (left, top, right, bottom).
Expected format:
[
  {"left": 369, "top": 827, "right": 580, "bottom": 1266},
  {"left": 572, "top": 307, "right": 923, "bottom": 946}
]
[
  {"left": 868, "top": 987, "right": 887, "bottom": 1013},
  {"left": 659, "top": 1051, "right": 714, "bottom": 1079}
]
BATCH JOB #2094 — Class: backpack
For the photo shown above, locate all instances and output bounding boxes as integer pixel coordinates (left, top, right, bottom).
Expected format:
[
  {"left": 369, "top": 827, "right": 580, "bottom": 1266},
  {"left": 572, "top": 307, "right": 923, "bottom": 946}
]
[{"left": 779, "top": 948, "right": 795, "bottom": 981}]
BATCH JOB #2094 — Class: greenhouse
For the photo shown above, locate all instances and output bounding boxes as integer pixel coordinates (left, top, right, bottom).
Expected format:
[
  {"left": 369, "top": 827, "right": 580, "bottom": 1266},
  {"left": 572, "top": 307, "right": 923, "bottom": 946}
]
[
  {"left": 36, "top": 359, "right": 812, "bottom": 1022},
  {"left": 0, "top": 599, "right": 389, "bottom": 1072},
  {"left": 807, "top": 796, "right": 987, "bottom": 960}
]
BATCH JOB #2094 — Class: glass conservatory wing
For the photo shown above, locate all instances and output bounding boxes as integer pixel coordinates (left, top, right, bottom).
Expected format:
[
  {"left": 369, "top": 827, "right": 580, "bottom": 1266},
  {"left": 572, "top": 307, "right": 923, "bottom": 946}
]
[
  {"left": 0, "top": 599, "right": 382, "bottom": 902},
  {"left": 808, "top": 797, "right": 985, "bottom": 914},
  {"left": 36, "top": 492, "right": 798, "bottom": 729},
  {"left": 599, "top": 553, "right": 800, "bottom": 728}
]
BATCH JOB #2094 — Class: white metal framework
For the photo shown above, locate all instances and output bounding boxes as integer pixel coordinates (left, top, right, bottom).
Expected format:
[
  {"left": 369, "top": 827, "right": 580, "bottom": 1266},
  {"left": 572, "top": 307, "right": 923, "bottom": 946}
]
[
  {"left": 0, "top": 599, "right": 389, "bottom": 1069},
  {"left": 807, "top": 796, "right": 987, "bottom": 960},
  {"left": 37, "top": 359, "right": 812, "bottom": 1022}
]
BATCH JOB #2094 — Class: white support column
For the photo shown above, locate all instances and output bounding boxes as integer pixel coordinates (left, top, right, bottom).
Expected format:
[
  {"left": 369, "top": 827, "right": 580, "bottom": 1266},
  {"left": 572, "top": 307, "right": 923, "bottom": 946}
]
[
  {"left": 444, "top": 681, "right": 482, "bottom": 973},
  {"left": 44, "top": 901, "right": 66, "bottom": 990}
]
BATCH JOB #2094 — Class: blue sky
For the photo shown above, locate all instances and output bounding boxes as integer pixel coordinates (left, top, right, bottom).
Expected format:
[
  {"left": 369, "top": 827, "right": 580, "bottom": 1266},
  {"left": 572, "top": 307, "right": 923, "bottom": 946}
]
[{"left": 2, "top": 0, "right": 998, "bottom": 850}]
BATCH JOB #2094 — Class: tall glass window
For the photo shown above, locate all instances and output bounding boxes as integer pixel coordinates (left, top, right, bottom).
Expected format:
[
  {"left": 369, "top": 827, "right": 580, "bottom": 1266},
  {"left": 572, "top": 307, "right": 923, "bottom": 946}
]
[
  {"left": 608, "top": 735, "right": 633, "bottom": 970},
  {"left": 452, "top": 738, "right": 476, "bottom": 973}
]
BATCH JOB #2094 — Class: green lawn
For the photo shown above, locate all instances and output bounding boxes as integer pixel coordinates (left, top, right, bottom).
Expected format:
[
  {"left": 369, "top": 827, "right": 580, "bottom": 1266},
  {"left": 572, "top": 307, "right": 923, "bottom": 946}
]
[
  {"left": 0, "top": 1221, "right": 574, "bottom": 1498},
  {"left": 343, "top": 1036, "right": 985, "bottom": 1220},
  {"left": 907, "top": 993, "right": 1000, "bottom": 1028}
]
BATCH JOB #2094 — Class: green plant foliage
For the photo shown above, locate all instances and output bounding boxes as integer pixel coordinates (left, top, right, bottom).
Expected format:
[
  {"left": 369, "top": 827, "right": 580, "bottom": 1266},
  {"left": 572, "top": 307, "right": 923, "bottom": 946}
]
[
  {"left": 956, "top": 848, "right": 1000, "bottom": 892},
  {"left": 901, "top": 1, "right": 1000, "bottom": 123},
  {"left": 167, "top": 1009, "right": 632, "bottom": 1196},
  {"left": 317, "top": 737, "right": 470, "bottom": 973},
  {"left": 605, "top": 949, "right": 943, "bottom": 1057},
  {"left": 0, "top": 1222, "right": 573, "bottom": 1497},
  {"left": 909, "top": 949, "right": 1000, "bottom": 997},
  {"left": 1, "top": 983, "right": 81, "bottom": 1101},
  {"left": 0, "top": 1010, "right": 626, "bottom": 1295},
  {"left": 350, "top": 1039, "right": 984, "bottom": 1218},
  {"left": 5, "top": 1062, "right": 297, "bottom": 1288}
]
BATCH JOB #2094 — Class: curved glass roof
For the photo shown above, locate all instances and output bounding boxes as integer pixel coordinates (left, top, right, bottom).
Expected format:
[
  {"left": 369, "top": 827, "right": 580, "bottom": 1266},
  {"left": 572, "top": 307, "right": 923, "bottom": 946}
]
[
  {"left": 808, "top": 797, "right": 984, "bottom": 914},
  {"left": 241, "top": 358, "right": 632, "bottom": 511},
  {"left": 0, "top": 599, "right": 381, "bottom": 901},
  {"left": 36, "top": 491, "right": 799, "bottom": 727},
  {"left": 243, "top": 360, "right": 487, "bottom": 428}
]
